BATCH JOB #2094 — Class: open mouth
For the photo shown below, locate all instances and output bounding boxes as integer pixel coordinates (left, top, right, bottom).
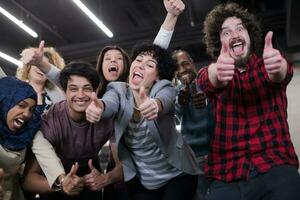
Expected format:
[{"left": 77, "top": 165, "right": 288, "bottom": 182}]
[
  {"left": 131, "top": 71, "right": 144, "bottom": 85},
  {"left": 14, "top": 118, "right": 25, "bottom": 129},
  {"left": 108, "top": 66, "right": 118, "bottom": 73},
  {"left": 230, "top": 39, "right": 245, "bottom": 56}
]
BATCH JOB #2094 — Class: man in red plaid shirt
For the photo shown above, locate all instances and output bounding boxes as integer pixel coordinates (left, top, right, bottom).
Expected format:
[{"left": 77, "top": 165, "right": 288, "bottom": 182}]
[{"left": 197, "top": 2, "right": 300, "bottom": 200}]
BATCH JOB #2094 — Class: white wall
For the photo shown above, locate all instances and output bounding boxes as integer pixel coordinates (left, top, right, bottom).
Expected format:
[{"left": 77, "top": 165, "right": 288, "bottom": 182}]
[{"left": 287, "top": 66, "right": 300, "bottom": 172}]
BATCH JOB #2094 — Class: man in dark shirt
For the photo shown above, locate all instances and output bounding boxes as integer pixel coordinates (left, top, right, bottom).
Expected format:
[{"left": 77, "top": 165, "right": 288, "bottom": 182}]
[
  {"left": 197, "top": 2, "right": 300, "bottom": 200},
  {"left": 173, "top": 49, "right": 214, "bottom": 200},
  {"left": 23, "top": 62, "right": 122, "bottom": 200}
]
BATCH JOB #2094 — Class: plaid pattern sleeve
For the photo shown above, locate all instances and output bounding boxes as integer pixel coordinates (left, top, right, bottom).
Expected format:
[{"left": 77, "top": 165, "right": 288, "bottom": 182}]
[{"left": 197, "top": 54, "right": 299, "bottom": 182}]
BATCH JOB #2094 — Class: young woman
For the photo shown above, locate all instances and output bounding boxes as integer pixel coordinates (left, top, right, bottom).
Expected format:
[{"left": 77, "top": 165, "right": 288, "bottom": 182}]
[
  {"left": 0, "top": 77, "right": 41, "bottom": 200},
  {"left": 17, "top": 47, "right": 65, "bottom": 112},
  {"left": 87, "top": 43, "right": 200, "bottom": 200}
]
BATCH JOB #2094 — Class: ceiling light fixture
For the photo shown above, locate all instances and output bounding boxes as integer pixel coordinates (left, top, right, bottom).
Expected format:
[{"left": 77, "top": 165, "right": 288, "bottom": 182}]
[
  {"left": 72, "top": 0, "right": 113, "bottom": 38},
  {"left": 0, "top": 51, "right": 22, "bottom": 67},
  {"left": 0, "top": 6, "right": 38, "bottom": 38}
]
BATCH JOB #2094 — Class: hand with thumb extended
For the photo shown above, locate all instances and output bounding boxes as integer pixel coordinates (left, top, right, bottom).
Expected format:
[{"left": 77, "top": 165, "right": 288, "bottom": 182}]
[
  {"left": 215, "top": 44, "right": 235, "bottom": 86},
  {"left": 86, "top": 92, "right": 103, "bottom": 123},
  {"left": 263, "top": 31, "right": 283, "bottom": 76},
  {"left": 21, "top": 40, "right": 45, "bottom": 66},
  {"left": 83, "top": 159, "right": 107, "bottom": 191},
  {"left": 63, "top": 162, "right": 84, "bottom": 196},
  {"left": 138, "top": 86, "right": 159, "bottom": 120}
]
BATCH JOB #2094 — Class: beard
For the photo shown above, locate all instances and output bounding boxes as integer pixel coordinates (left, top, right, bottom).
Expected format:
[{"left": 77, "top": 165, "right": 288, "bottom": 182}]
[{"left": 234, "top": 50, "right": 251, "bottom": 71}]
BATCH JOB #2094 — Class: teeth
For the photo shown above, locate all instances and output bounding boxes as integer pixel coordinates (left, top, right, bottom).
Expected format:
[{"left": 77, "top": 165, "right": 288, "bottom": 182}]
[
  {"left": 232, "top": 42, "right": 242, "bottom": 47},
  {"left": 16, "top": 118, "right": 24, "bottom": 123},
  {"left": 133, "top": 71, "right": 143, "bottom": 78}
]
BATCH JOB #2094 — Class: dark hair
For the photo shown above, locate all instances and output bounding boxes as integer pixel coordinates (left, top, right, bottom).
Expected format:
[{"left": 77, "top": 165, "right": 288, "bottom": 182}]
[
  {"left": 203, "top": 2, "right": 262, "bottom": 60},
  {"left": 172, "top": 49, "right": 194, "bottom": 64},
  {"left": 131, "top": 42, "right": 176, "bottom": 81},
  {"left": 96, "top": 45, "right": 130, "bottom": 97},
  {"left": 59, "top": 61, "right": 100, "bottom": 92}
]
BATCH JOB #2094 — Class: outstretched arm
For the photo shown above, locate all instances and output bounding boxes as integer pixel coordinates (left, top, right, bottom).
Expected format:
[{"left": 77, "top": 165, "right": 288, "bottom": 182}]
[{"left": 153, "top": 0, "right": 185, "bottom": 49}]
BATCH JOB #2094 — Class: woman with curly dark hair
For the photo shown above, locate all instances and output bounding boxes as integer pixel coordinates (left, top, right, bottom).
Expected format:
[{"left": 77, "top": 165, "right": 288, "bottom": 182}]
[
  {"left": 86, "top": 42, "right": 200, "bottom": 200},
  {"left": 197, "top": 2, "right": 300, "bottom": 200}
]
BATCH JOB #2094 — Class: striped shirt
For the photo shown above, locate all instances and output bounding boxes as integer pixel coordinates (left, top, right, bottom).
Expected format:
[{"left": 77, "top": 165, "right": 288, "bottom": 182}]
[{"left": 124, "top": 118, "right": 182, "bottom": 189}]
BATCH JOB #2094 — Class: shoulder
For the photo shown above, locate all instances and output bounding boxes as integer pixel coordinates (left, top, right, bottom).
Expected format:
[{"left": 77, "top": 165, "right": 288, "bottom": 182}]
[
  {"left": 42, "top": 101, "right": 66, "bottom": 120},
  {"left": 150, "top": 80, "right": 175, "bottom": 95}
]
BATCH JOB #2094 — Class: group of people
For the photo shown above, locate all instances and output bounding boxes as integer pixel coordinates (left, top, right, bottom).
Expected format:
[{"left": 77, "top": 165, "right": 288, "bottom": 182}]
[{"left": 1, "top": 1, "right": 300, "bottom": 200}]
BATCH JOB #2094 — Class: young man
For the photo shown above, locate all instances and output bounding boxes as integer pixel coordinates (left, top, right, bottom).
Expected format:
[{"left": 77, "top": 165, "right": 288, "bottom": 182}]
[
  {"left": 23, "top": 62, "right": 122, "bottom": 200},
  {"left": 173, "top": 49, "right": 215, "bottom": 200},
  {"left": 197, "top": 2, "right": 300, "bottom": 199}
]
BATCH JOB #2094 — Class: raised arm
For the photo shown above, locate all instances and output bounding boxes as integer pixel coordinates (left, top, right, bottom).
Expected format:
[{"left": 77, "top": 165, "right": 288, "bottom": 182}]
[
  {"left": 153, "top": 0, "right": 185, "bottom": 49},
  {"left": 20, "top": 41, "right": 61, "bottom": 86}
]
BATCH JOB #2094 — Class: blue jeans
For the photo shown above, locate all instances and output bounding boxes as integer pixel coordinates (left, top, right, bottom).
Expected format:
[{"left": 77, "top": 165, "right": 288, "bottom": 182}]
[{"left": 205, "top": 165, "right": 300, "bottom": 200}]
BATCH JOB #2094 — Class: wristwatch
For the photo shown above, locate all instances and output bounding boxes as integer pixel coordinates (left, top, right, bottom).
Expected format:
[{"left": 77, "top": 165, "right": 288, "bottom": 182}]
[{"left": 53, "top": 175, "right": 65, "bottom": 192}]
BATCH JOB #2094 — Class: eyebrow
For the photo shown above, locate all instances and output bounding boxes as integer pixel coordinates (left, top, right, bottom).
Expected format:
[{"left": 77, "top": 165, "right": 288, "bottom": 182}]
[{"left": 222, "top": 22, "right": 244, "bottom": 30}]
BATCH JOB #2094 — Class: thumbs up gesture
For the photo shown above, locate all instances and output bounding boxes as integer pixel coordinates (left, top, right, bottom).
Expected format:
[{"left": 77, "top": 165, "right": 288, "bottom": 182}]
[
  {"left": 138, "top": 86, "right": 160, "bottom": 120},
  {"left": 214, "top": 44, "right": 235, "bottom": 87},
  {"left": 21, "top": 40, "right": 45, "bottom": 66},
  {"left": 63, "top": 162, "right": 84, "bottom": 196},
  {"left": 86, "top": 92, "right": 104, "bottom": 123},
  {"left": 84, "top": 159, "right": 107, "bottom": 191},
  {"left": 263, "top": 31, "right": 286, "bottom": 81}
]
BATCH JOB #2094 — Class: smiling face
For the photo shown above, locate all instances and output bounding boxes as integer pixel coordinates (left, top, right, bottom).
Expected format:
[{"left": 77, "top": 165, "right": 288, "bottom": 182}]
[
  {"left": 175, "top": 52, "right": 197, "bottom": 84},
  {"left": 6, "top": 98, "right": 36, "bottom": 132},
  {"left": 129, "top": 52, "right": 158, "bottom": 91},
  {"left": 65, "top": 75, "right": 94, "bottom": 121},
  {"left": 220, "top": 17, "right": 251, "bottom": 61},
  {"left": 102, "top": 49, "right": 125, "bottom": 82}
]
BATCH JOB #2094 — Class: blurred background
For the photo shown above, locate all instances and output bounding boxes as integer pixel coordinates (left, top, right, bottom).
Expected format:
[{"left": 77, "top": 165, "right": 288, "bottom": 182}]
[{"left": 0, "top": 0, "right": 299, "bottom": 167}]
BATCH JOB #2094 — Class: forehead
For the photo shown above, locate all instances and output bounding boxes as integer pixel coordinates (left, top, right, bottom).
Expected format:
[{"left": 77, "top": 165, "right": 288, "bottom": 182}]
[
  {"left": 67, "top": 75, "right": 91, "bottom": 86},
  {"left": 18, "top": 98, "right": 36, "bottom": 107},
  {"left": 222, "top": 17, "right": 243, "bottom": 28},
  {"left": 104, "top": 49, "right": 122, "bottom": 56},
  {"left": 176, "top": 52, "right": 191, "bottom": 62}
]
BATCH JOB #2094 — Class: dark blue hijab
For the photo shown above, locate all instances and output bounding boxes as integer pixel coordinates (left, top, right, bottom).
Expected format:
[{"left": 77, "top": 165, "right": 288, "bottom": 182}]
[{"left": 0, "top": 77, "right": 41, "bottom": 151}]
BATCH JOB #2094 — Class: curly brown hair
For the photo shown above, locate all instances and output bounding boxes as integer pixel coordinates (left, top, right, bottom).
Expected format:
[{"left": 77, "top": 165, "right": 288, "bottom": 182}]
[{"left": 203, "top": 2, "right": 262, "bottom": 60}]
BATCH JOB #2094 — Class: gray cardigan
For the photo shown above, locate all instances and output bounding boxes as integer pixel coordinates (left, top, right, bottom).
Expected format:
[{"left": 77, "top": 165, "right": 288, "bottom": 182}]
[{"left": 102, "top": 80, "right": 200, "bottom": 181}]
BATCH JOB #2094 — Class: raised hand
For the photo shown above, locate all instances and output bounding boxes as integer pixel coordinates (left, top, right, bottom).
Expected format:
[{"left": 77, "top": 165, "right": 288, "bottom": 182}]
[
  {"left": 21, "top": 40, "right": 44, "bottom": 66},
  {"left": 177, "top": 84, "right": 190, "bottom": 106},
  {"left": 164, "top": 0, "right": 185, "bottom": 16},
  {"left": 84, "top": 159, "right": 108, "bottom": 191},
  {"left": 86, "top": 92, "right": 103, "bottom": 123},
  {"left": 63, "top": 163, "right": 84, "bottom": 196},
  {"left": 138, "top": 86, "right": 159, "bottom": 120},
  {"left": 191, "top": 92, "right": 207, "bottom": 109},
  {"left": 263, "top": 31, "right": 284, "bottom": 76},
  {"left": 215, "top": 44, "right": 235, "bottom": 86}
]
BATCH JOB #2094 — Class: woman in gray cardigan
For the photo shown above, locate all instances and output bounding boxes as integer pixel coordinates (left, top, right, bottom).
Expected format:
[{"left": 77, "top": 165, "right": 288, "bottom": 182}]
[{"left": 86, "top": 43, "right": 200, "bottom": 200}]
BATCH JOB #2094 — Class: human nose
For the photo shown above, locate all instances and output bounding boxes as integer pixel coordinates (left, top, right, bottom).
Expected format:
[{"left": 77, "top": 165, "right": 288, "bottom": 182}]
[
  {"left": 77, "top": 89, "right": 85, "bottom": 97},
  {"left": 23, "top": 108, "right": 32, "bottom": 119}
]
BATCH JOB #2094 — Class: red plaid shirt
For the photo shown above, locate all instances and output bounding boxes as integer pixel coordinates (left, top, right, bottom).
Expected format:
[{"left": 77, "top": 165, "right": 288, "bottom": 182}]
[{"left": 197, "top": 54, "right": 299, "bottom": 182}]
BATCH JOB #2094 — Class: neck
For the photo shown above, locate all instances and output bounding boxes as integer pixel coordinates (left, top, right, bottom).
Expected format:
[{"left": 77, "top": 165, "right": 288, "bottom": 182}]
[{"left": 67, "top": 108, "right": 86, "bottom": 123}]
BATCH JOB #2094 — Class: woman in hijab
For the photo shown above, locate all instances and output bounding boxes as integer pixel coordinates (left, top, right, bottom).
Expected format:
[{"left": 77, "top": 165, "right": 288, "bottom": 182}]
[{"left": 0, "top": 77, "right": 41, "bottom": 200}]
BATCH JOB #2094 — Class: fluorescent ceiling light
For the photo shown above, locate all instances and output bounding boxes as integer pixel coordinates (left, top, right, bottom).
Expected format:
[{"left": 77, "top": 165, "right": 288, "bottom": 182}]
[
  {"left": 0, "top": 51, "right": 22, "bottom": 67},
  {"left": 0, "top": 6, "right": 38, "bottom": 38},
  {"left": 72, "top": 0, "right": 113, "bottom": 38}
]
